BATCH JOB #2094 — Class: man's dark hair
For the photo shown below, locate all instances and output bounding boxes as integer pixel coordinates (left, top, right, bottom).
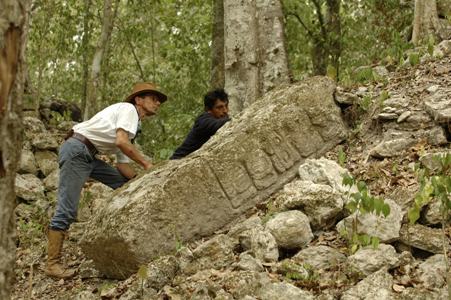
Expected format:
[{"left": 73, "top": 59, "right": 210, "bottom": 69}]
[{"left": 204, "top": 89, "right": 228, "bottom": 110}]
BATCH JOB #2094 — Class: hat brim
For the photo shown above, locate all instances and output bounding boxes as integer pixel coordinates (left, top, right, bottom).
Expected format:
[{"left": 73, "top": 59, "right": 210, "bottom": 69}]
[{"left": 125, "top": 90, "right": 168, "bottom": 104}]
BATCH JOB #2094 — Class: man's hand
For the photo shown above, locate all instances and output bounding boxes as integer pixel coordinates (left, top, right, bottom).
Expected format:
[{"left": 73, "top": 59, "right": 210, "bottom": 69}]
[{"left": 116, "top": 128, "right": 152, "bottom": 170}]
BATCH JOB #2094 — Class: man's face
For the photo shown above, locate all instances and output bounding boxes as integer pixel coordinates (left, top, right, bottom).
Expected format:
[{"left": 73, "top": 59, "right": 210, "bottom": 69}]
[
  {"left": 138, "top": 95, "right": 161, "bottom": 116},
  {"left": 208, "top": 99, "right": 229, "bottom": 119}
]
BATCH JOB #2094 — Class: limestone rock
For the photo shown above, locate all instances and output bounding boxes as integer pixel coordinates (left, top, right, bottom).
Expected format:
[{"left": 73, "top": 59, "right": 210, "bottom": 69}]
[
  {"left": 239, "top": 228, "right": 279, "bottom": 263},
  {"left": 43, "top": 169, "right": 59, "bottom": 191},
  {"left": 297, "top": 158, "right": 352, "bottom": 194},
  {"left": 292, "top": 245, "right": 346, "bottom": 270},
  {"left": 265, "top": 210, "right": 313, "bottom": 250},
  {"left": 257, "top": 282, "right": 315, "bottom": 300},
  {"left": 234, "top": 253, "right": 264, "bottom": 272},
  {"left": 18, "top": 149, "right": 37, "bottom": 174},
  {"left": 80, "top": 77, "right": 348, "bottom": 278},
  {"left": 277, "top": 180, "right": 344, "bottom": 230},
  {"left": 341, "top": 268, "right": 394, "bottom": 300},
  {"left": 347, "top": 244, "right": 399, "bottom": 277},
  {"left": 15, "top": 173, "right": 45, "bottom": 202},
  {"left": 336, "top": 198, "right": 403, "bottom": 243},
  {"left": 399, "top": 224, "right": 447, "bottom": 254},
  {"left": 183, "top": 234, "right": 235, "bottom": 275},
  {"left": 35, "top": 150, "right": 58, "bottom": 177},
  {"left": 417, "top": 254, "right": 447, "bottom": 289}
]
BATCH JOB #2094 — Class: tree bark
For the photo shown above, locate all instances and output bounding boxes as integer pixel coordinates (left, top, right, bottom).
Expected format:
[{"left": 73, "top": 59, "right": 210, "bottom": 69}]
[
  {"left": 210, "top": 0, "right": 225, "bottom": 89},
  {"left": 412, "top": 0, "right": 444, "bottom": 45},
  {"left": 0, "top": 1, "right": 29, "bottom": 299},
  {"left": 224, "top": 0, "right": 289, "bottom": 115},
  {"left": 84, "top": 0, "right": 119, "bottom": 120},
  {"left": 326, "top": 0, "right": 341, "bottom": 80}
]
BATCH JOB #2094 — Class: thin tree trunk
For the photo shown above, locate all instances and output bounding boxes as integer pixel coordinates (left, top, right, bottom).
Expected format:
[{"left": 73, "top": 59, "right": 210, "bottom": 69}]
[
  {"left": 326, "top": 0, "right": 341, "bottom": 80},
  {"left": 412, "top": 0, "right": 444, "bottom": 45},
  {"left": 210, "top": 0, "right": 225, "bottom": 89},
  {"left": 84, "top": 0, "right": 119, "bottom": 120},
  {"left": 81, "top": 0, "right": 92, "bottom": 115},
  {"left": 0, "top": 1, "right": 29, "bottom": 299},
  {"left": 224, "top": 0, "right": 289, "bottom": 115}
]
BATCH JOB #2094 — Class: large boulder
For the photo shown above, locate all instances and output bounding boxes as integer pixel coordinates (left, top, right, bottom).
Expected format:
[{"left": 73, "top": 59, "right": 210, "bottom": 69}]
[{"left": 80, "top": 77, "right": 348, "bottom": 278}]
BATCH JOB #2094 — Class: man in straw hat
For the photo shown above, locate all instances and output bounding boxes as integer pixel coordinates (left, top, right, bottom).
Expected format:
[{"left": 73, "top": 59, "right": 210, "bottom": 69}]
[{"left": 44, "top": 82, "right": 167, "bottom": 279}]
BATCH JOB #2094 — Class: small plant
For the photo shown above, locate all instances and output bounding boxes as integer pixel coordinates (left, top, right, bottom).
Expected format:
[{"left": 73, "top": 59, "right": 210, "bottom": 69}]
[
  {"left": 337, "top": 146, "right": 347, "bottom": 167},
  {"left": 341, "top": 173, "right": 391, "bottom": 254},
  {"left": 359, "top": 95, "right": 372, "bottom": 112},
  {"left": 137, "top": 264, "right": 149, "bottom": 297},
  {"left": 378, "top": 90, "right": 390, "bottom": 107},
  {"left": 407, "top": 153, "right": 450, "bottom": 289},
  {"left": 408, "top": 52, "right": 420, "bottom": 66}
]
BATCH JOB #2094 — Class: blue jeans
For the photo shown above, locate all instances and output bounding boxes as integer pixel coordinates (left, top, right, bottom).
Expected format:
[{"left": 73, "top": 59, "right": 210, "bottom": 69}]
[{"left": 50, "top": 138, "right": 128, "bottom": 231}]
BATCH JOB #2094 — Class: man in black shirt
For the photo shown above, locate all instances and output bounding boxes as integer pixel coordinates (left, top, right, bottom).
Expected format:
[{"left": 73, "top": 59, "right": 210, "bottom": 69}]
[{"left": 171, "top": 89, "right": 230, "bottom": 159}]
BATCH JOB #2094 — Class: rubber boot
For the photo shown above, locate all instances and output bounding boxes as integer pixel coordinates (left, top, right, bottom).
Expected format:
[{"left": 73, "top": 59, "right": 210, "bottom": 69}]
[{"left": 44, "top": 229, "right": 75, "bottom": 278}]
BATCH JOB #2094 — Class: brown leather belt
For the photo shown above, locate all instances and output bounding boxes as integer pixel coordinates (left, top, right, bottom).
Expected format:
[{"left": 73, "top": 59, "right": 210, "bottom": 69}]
[{"left": 71, "top": 132, "right": 98, "bottom": 156}]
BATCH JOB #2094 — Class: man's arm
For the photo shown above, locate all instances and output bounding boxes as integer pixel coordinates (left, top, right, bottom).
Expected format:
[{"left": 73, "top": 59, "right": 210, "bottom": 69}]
[
  {"left": 200, "top": 115, "right": 230, "bottom": 135},
  {"left": 115, "top": 128, "right": 152, "bottom": 170}
]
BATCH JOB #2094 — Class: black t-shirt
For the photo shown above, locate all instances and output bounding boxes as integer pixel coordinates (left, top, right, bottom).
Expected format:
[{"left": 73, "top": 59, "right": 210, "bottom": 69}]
[{"left": 170, "top": 112, "right": 230, "bottom": 159}]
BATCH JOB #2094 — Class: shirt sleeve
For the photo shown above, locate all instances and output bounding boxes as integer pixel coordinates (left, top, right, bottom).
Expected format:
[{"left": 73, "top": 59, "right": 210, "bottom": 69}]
[
  {"left": 198, "top": 114, "right": 230, "bottom": 135},
  {"left": 115, "top": 103, "right": 139, "bottom": 137}
]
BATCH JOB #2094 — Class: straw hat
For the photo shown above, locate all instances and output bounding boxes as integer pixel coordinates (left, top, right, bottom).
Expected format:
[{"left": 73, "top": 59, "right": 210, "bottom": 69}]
[{"left": 125, "top": 82, "right": 167, "bottom": 104}]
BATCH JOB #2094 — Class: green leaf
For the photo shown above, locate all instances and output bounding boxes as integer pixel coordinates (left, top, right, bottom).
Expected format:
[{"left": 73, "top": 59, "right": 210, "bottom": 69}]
[
  {"left": 342, "top": 173, "right": 354, "bottom": 187},
  {"left": 137, "top": 265, "right": 148, "bottom": 279},
  {"left": 381, "top": 203, "right": 390, "bottom": 217},
  {"left": 346, "top": 201, "right": 358, "bottom": 213},
  {"left": 408, "top": 207, "right": 420, "bottom": 224},
  {"left": 371, "top": 236, "right": 380, "bottom": 249}
]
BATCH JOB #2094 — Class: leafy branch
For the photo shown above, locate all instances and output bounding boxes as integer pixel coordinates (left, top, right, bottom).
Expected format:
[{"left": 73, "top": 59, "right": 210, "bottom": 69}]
[{"left": 341, "top": 173, "right": 391, "bottom": 253}]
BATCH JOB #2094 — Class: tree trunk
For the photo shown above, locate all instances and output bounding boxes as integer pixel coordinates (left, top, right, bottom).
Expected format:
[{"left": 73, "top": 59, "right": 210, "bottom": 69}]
[
  {"left": 81, "top": 0, "right": 92, "bottom": 115},
  {"left": 0, "top": 1, "right": 29, "bottom": 299},
  {"left": 224, "top": 0, "right": 289, "bottom": 115},
  {"left": 84, "top": 0, "right": 119, "bottom": 120},
  {"left": 326, "top": 0, "right": 341, "bottom": 80},
  {"left": 210, "top": 0, "right": 225, "bottom": 89},
  {"left": 412, "top": 0, "right": 444, "bottom": 45}
]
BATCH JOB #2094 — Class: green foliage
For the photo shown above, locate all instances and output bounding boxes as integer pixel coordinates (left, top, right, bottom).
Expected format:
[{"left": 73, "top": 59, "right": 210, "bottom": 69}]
[
  {"left": 341, "top": 173, "right": 390, "bottom": 253},
  {"left": 354, "top": 67, "right": 374, "bottom": 83},
  {"left": 408, "top": 153, "right": 451, "bottom": 224},
  {"left": 337, "top": 146, "right": 346, "bottom": 167},
  {"left": 284, "top": 0, "right": 413, "bottom": 82},
  {"left": 408, "top": 52, "right": 420, "bottom": 66},
  {"left": 137, "top": 264, "right": 148, "bottom": 296},
  {"left": 358, "top": 95, "right": 372, "bottom": 112}
]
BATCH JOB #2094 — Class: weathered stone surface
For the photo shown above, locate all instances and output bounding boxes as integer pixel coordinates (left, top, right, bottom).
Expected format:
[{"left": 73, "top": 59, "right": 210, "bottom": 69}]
[
  {"left": 18, "top": 149, "right": 37, "bottom": 174},
  {"left": 239, "top": 228, "right": 279, "bottom": 263},
  {"left": 80, "top": 77, "right": 347, "bottom": 278},
  {"left": 15, "top": 173, "right": 45, "bottom": 202},
  {"left": 292, "top": 245, "right": 346, "bottom": 270},
  {"left": 144, "top": 255, "right": 179, "bottom": 290},
  {"left": 234, "top": 252, "right": 264, "bottom": 272},
  {"left": 298, "top": 158, "right": 353, "bottom": 194},
  {"left": 399, "top": 224, "right": 448, "bottom": 254},
  {"left": 341, "top": 268, "right": 394, "bottom": 300},
  {"left": 276, "top": 180, "right": 344, "bottom": 230},
  {"left": 265, "top": 210, "right": 313, "bottom": 249},
  {"left": 35, "top": 150, "right": 58, "bottom": 176},
  {"left": 336, "top": 198, "right": 403, "bottom": 243},
  {"left": 425, "top": 91, "right": 451, "bottom": 124},
  {"left": 257, "top": 282, "right": 315, "bottom": 300},
  {"left": 347, "top": 244, "right": 399, "bottom": 277},
  {"left": 417, "top": 254, "right": 447, "bottom": 289},
  {"left": 43, "top": 169, "right": 59, "bottom": 191},
  {"left": 183, "top": 234, "right": 235, "bottom": 275}
]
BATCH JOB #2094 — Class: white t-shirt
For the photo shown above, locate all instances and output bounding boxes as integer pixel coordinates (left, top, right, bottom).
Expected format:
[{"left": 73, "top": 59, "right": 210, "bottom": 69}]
[{"left": 73, "top": 102, "right": 139, "bottom": 163}]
